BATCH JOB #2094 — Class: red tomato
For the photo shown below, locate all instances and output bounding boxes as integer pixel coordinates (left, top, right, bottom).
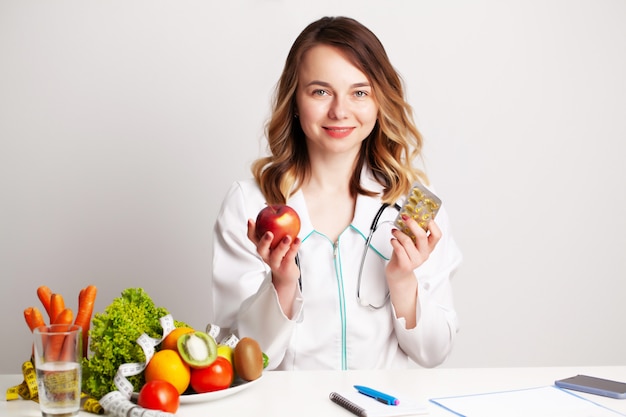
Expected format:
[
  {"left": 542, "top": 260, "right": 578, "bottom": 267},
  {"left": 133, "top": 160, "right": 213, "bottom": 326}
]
[
  {"left": 137, "top": 380, "right": 180, "bottom": 413},
  {"left": 190, "top": 356, "right": 234, "bottom": 393}
]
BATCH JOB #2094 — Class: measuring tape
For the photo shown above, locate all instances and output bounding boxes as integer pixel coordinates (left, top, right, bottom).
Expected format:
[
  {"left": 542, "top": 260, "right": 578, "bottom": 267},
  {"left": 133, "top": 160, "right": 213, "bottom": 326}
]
[
  {"left": 5, "top": 360, "right": 38, "bottom": 401},
  {"left": 206, "top": 322, "right": 241, "bottom": 349},
  {"left": 99, "top": 314, "right": 176, "bottom": 417}
]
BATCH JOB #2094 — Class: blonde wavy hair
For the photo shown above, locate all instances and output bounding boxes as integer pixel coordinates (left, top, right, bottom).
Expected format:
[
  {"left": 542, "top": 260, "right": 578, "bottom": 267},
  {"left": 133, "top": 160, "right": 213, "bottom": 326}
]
[{"left": 252, "top": 16, "right": 427, "bottom": 205}]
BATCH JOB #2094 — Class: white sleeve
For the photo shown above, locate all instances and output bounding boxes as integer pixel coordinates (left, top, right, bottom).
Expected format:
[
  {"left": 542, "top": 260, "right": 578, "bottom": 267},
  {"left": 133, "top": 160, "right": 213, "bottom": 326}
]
[
  {"left": 211, "top": 181, "right": 303, "bottom": 369},
  {"left": 393, "top": 204, "right": 462, "bottom": 367}
]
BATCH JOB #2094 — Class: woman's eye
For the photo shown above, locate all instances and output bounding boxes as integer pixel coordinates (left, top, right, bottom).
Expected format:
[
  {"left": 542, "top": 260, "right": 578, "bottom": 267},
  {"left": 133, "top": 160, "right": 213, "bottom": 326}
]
[
  {"left": 313, "top": 89, "right": 329, "bottom": 96},
  {"left": 354, "top": 90, "right": 368, "bottom": 98}
]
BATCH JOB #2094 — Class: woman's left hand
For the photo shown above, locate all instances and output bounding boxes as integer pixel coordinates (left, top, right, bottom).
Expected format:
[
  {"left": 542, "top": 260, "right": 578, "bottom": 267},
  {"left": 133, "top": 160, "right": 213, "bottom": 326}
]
[
  {"left": 386, "top": 215, "right": 441, "bottom": 328},
  {"left": 386, "top": 214, "right": 441, "bottom": 282}
]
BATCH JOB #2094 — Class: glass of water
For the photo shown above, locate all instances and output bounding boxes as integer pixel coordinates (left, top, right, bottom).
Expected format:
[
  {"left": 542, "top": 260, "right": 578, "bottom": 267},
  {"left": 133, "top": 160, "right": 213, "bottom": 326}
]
[{"left": 33, "top": 324, "right": 82, "bottom": 417}]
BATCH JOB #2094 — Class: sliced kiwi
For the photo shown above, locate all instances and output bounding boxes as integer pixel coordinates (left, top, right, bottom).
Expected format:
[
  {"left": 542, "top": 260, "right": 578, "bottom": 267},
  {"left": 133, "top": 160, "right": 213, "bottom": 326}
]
[{"left": 177, "top": 331, "right": 217, "bottom": 369}]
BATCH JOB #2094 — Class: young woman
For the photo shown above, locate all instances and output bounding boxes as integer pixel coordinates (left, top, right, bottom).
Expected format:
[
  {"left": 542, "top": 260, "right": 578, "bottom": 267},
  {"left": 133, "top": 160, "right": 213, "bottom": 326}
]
[{"left": 211, "top": 16, "right": 462, "bottom": 370}]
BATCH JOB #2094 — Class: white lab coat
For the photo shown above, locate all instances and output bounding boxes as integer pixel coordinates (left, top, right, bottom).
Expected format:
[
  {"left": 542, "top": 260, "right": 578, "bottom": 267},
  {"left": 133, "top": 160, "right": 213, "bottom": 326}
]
[{"left": 211, "top": 168, "right": 462, "bottom": 370}]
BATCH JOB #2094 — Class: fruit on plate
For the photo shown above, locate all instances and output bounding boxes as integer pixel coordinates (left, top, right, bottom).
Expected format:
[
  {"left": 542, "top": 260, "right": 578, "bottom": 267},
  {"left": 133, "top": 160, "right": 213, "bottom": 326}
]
[
  {"left": 137, "top": 380, "right": 180, "bottom": 413},
  {"left": 177, "top": 331, "right": 218, "bottom": 369},
  {"left": 234, "top": 337, "right": 264, "bottom": 381},
  {"left": 161, "top": 326, "right": 195, "bottom": 351},
  {"left": 217, "top": 344, "right": 234, "bottom": 364},
  {"left": 144, "top": 349, "right": 191, "bottom": 394},
  {"left": 255, "top": 204, "right": 301, "bottom": 249},
  {"left": 189, "top": 356, "right": 234, "bottom": 393}
]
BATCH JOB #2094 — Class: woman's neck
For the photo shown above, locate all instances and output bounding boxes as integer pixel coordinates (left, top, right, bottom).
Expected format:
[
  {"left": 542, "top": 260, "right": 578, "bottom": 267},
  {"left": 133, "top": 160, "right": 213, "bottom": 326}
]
[
  {"left": 304, "top": 150, "right": 358, "bottom": 192},
  {"left": 301, "top": 153, "right": 359, "bottom": 242}
]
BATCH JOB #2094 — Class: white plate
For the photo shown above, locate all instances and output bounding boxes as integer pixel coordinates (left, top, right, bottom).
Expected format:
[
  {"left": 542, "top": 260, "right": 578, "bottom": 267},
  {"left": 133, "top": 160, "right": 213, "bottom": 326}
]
[{"left": 179, "top": 376, "right": 262, "bottom": 404}]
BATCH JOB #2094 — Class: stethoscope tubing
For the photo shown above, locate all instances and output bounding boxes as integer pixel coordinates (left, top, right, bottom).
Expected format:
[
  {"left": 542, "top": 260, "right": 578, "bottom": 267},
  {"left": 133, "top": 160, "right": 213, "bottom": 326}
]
[{"left": 295, "top": 203, "right": 401, "bottom": 309}]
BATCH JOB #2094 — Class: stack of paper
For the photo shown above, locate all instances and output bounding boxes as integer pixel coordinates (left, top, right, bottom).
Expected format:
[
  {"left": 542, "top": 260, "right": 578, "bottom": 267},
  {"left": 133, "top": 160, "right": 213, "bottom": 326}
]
[{"left": 430, "top": 386, "right": 625, "bottom": 417}]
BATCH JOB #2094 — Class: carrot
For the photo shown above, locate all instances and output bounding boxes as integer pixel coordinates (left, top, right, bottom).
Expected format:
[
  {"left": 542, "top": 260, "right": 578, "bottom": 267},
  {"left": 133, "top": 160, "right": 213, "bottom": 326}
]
[
  {"left": 52, "top": 308, "right": 73, "bottom": 326},
  {"left": 45, "top": 308, "right": 74, "bottom": 361},
  {"left": 24, "top": 307, "right": 46, "bottom": 332},
  {"left": 37, "top": 286, "right": 53, "bottom": 319},
  {"left": 74, "top": 285, "right": 97, "bottom": 357},
  {"left": 58, "top": 330, "right": 78, "bottom": 362},
  {"left": 49, "top": 293, "right": 65, "bottom": 323}
]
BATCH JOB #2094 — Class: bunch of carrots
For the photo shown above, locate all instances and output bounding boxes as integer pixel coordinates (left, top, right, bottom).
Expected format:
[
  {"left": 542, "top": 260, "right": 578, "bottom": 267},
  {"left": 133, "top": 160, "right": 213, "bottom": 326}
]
[{"left": 23, "top": 285, "right": 97, "bottom": 360}]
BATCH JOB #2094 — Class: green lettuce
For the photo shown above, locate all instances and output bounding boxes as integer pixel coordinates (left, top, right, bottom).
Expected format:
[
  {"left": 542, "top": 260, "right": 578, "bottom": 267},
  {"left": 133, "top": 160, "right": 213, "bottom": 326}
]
[{"left": 81, "top": 287, "right": 188, "bottom": 399}]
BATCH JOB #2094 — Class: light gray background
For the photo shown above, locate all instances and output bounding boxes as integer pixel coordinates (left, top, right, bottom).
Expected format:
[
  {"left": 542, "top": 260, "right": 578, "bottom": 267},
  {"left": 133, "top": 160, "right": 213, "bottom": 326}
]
[{"left": 1, "top": 0, "right": 625, "bottom": 374}]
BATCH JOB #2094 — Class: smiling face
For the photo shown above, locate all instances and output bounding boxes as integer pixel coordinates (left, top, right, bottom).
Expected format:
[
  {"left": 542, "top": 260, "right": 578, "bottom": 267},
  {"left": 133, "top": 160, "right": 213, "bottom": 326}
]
[{"left": 295, "top": 44, "right": 379, "bottom": 159}]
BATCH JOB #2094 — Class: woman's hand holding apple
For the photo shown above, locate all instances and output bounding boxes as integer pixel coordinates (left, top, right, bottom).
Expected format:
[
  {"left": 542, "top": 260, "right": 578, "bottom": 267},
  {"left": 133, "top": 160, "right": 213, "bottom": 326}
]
[
  {"left": 247, "top": 205, "right": 302, "bottom": 317},
  {"left": 247, "top": 217, "right": 301, "bottom": 283}
]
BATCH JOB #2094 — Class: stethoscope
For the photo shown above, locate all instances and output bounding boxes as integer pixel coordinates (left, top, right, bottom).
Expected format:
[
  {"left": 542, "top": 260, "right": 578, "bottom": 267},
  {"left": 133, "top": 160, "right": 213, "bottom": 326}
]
[{"left": 296, "top": 202, "right": 401, "bottom": 310}]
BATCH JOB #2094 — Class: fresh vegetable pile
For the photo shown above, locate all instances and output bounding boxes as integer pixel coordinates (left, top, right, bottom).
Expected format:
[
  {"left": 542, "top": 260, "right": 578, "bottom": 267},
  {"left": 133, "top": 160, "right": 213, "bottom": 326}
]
[
  {"left": 82, "top": 287, "right": 188, "bottom": 399},
  {"left": 11, "top": 285, "right": 268, "bottom": 416},
  {"left": 24, "top": 285, "right": 97, "bottom": 358}
]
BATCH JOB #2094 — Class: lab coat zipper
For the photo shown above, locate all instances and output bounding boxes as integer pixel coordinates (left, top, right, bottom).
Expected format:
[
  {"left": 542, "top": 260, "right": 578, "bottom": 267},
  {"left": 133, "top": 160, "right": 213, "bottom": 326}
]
[{"left": 332, "top": 240, "right": 348, "bottom": 370}]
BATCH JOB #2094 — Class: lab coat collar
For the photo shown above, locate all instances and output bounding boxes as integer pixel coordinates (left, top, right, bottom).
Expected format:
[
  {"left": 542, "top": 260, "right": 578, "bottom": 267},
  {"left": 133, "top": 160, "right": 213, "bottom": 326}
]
[
  {"left": 285, "top": 189, "right": 313, "bottom": 241},
  {"left": 352, "top": 168, "right": 386, "bottom": 236},
  {"left": 285, "top": 167, "right": 386, "bottom": 240}
]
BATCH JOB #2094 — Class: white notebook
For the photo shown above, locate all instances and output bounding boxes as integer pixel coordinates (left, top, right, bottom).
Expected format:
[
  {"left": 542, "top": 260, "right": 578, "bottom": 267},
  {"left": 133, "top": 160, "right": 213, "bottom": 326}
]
[
  {"left": 430, "top": 386, "right": 625, "bottom": 417},
  {"left": 329, "top": 390, "right": 429, "bottom": 417}
]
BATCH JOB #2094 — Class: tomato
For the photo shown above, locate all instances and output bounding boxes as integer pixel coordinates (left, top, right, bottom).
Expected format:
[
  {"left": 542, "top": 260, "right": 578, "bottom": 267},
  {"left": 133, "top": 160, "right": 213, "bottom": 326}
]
[
  {"left": 137, "top": 380, "right": 180, "bottom": 413},
  {"left": 190, "top": 356, "right": 234, "bottom": 393}
]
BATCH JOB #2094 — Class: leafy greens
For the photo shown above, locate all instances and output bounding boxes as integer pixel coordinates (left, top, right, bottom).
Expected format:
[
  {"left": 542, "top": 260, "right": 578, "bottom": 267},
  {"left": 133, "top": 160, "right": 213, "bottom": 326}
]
[{"left": 81, "top": 287, "right": 188, "bottom": 399}]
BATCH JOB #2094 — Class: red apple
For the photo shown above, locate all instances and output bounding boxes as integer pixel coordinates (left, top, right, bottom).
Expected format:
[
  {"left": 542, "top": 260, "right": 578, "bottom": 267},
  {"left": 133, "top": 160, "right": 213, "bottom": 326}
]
[{"left": 255, "top": 204, "right": 301, "bottom": 249}]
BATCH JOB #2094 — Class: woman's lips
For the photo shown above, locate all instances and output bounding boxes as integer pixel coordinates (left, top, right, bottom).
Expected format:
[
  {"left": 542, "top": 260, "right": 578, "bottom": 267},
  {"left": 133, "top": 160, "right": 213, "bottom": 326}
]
[{"left": 323, "top": 126, "right": 355, "bottom": 139}]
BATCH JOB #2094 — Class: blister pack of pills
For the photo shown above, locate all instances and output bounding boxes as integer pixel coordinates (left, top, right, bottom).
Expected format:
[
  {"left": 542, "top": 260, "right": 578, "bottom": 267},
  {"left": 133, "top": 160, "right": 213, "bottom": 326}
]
[{"left": 395, "top": 182, "right": 441, "bottom": 238}]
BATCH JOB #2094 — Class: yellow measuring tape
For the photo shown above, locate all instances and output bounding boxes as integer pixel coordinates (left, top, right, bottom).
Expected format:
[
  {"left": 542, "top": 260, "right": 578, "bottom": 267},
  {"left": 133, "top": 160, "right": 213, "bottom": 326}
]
[
  {"left": 5, "top": 360, "right": 104, "bottom": 415},
  {"left": 81, "top": 393, "right": 105, "bottom": 415},
  {"left": 5, "top": 361, "right": 38, "bottom": 401}
]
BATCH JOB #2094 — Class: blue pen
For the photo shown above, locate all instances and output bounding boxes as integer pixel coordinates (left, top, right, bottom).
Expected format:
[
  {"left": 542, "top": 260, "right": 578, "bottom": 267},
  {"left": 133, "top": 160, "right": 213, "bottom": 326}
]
[{"left": 354, "top": 385, "right": 400, "bottom": 405}]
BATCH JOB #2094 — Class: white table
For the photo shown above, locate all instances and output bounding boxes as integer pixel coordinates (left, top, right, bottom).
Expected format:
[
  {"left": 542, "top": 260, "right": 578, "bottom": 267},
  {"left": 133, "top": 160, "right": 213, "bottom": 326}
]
[{"left": 3, "top": 366, "right": 626, "bottom": 416}]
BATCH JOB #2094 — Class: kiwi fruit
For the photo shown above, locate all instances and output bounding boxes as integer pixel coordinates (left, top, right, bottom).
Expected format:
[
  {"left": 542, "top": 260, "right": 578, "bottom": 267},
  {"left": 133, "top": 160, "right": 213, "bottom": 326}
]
[
  {"left": 177, "top": 331, "right": 217, "bottom": 369},
  {"left": 233, "top": 337, "right": 264, "bottom": 381}
]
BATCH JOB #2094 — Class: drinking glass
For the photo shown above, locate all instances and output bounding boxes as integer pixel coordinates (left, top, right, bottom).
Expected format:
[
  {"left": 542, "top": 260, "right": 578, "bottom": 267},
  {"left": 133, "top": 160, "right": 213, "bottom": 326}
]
[{"left": 33, "top": 324, "right": 82, "bottom": 417}]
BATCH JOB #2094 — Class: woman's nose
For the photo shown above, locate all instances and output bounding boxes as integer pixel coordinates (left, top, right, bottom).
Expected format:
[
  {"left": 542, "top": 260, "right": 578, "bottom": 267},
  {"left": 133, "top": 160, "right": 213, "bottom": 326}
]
[{"left": 328, "top": 97, "right": 348, "bottom": 119}]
